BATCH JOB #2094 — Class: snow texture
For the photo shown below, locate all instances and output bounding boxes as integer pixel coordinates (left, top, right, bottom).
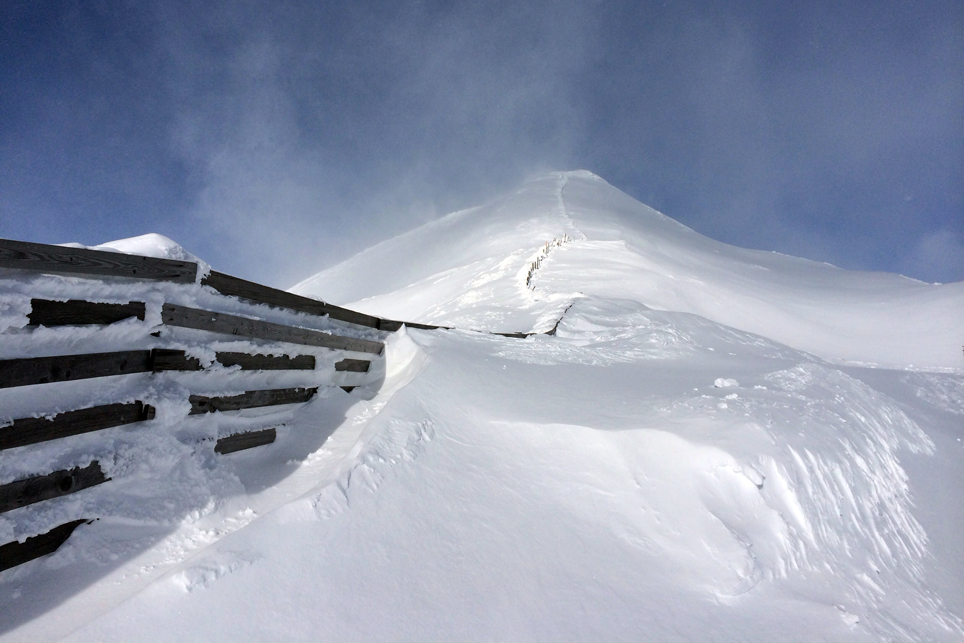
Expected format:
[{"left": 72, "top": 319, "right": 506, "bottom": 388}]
[{"left": 2, "top": 172, "right": 963, "bottom": 641}]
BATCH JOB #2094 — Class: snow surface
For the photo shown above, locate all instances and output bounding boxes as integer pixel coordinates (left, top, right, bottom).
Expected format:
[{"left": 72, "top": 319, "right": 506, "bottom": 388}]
[
  {"left": 61, "top": 232, "right": 209, "bottom": 274},
  {"left": 294, "top": 171, "right": 963, "bottom": 370},
  {"left": 2, "top": 172, "right": 963, "bottom": 641}
]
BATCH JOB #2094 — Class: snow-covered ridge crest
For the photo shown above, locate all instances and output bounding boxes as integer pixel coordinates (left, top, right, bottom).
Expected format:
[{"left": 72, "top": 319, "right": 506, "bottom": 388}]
[
  {"left": 524, "top": 169, "right": 610, "bottom": 184},
  {"left": 294, "top": 171, "right": 964, "bottom": 370}
]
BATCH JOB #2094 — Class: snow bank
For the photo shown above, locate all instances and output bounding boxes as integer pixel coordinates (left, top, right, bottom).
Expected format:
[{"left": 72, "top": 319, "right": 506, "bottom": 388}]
[
  {"left": 3, "top": 172, "right": 963, "bottom": 641},
  {"left": 47, "top": 298, "right": 963, "bottom": 641}
]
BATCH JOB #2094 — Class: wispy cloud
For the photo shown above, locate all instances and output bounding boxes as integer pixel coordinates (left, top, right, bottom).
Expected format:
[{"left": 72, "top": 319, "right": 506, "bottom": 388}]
[
  {"left": 902, "top": 230, "right": 964, "bottom": 284},
  {"left": 2, "top": 0, "right": 960, "bottom": 285},
  {"left": 156, "top": 1, "right": 596, "bottom": 286}
]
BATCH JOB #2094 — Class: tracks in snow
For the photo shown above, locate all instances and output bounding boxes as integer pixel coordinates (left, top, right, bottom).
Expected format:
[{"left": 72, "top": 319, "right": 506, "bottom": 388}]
[{"left": 554, "top": 173, "right": 587, "bottom": 242}]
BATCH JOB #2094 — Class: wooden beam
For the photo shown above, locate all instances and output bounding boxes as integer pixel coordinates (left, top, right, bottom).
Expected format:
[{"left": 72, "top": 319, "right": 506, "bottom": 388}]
[
  {"left": 215, "top": 352, "right": 315, "bottom": 371},
  {"left": 408, "top": 322, "right": 442, "bottom": 330},
  {"left": 161, "top": 303, "right": 384, "bottom": 355},
  {"left": 28, "top": 299, "right": 146, "bottom": 327},
  {"left": 0, "top": 349, "right": 202, "bottom": 386},
  {"left": 189, "top": 387, "right": 317, "bottom": 415},
  {"left": 0, "top": 402, "right": 154, "bottom": 451},
  {"left": 375, "top": 319, "right": 404, "bottom": 332},
  {"left": 335, "top": 358, "right": 370, "bottom": 373},
  {"left": 152, "top": 349, "right": 316, "bottom": 372},
  {"left": 0, "top": 238, "right": 449, "bottom": 333},
  {"left": 376, "top": 319, "right": 442, "bottom": 332},
  {"left": 201, "top": 270, "right": 382, "bottom": 329},
  {"left": 0, "top": 462, "right": 108, "bottom": 514},
  {"left": 0, "top": 238, "right": 197, "bottom": 282},
  {"left": 215, "top": 428, "right": 277, "bottom": 454},
  {"left": 0, "top": 347, "right": 317, "bottom": 382},
  {"left": 149, "top": 348, "right": 201, "bottom": 372},
  {"left": 0, "top": 519, "right": 88, "bottom": 572},
  {"left": 201, "top": 270, "right": 447, "bottom": 333},
  {"left": 0, "top": 350, "right": 153, "bottom": 389}
]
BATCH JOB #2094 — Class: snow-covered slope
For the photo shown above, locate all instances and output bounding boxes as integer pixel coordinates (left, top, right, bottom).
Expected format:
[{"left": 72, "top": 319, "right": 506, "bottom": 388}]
[
  {"left": 294, "top": 171, "right": 963, "bottom": 369},
  {"left": 3, "top": 173, "right": 963, "bottom": 642}
]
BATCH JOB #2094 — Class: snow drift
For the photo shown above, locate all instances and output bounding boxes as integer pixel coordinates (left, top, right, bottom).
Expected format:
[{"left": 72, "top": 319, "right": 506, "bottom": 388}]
[{"left": 2, "top": 172, "right": 963, "bottom": 641}]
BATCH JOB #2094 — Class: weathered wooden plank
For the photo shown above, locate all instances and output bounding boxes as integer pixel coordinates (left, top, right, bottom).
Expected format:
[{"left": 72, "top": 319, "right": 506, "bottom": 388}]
[
  {"left": 0, "top": 402, "right": 154, "bottom": 451},
  {"left": 201, "top": 270, "right": 446, "bottom": 333},
  {"left": 152, "top": 349, "right": 315, "bottom": 372},
  {"left": 0, "top": 350, "right": 152, "bottom": 389},
  {"left": 335, "top": 358, "right": 370, "bottom": 373},
  {"left": 407, "top": 322, "right": 442, "bottom": 330},
  {"left": 0, "top": 519, "right": 88, "bottom": 572},
  {"left": 201, "top": 270, "right": 382, "bottom": 329},
  {"left": 1, "top": 347, "right": 315, "bottom": 377},
  {"left": 149, "top": 348, "right": 201, "bottom": 372},
  {"left": 380, "top": 319, "right": 528, "bottom": 335},
  {"left": 375, "top": 319, "right": 403, "bottom": 332},
  {"left": 376, "top": 319, "right": 442, "bottom": 332},
  {"left": 0, "top": 238, "right": 197, "bottom": 282},
  {"left": 161, "top": 303, "right": 384, "bottom": 355},
  {"left": 188, "top": 387, "right": 317, "bottom": 415},
  {"left": 0, "top": 462, "right": 108, "bottom": 514},
  {"left": 215, "top": 352, "right": 315, "bottom": 371},
  {"left": 215, "top": 428, "right": 277, "bottom": 455},
  {"left": 28, "top": 299, "right": 146, "bottom": 327}
]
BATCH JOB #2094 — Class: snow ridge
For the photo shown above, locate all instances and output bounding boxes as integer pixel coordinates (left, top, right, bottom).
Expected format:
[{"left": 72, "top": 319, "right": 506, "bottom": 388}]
[
  {"left": 553, "top": 172, "right": 587, "bottom": 241},
  {"left": 524, "top": 235, "right": 572, "bottom": 290},
  {"left": 750, "top": 364, "right": 955, "bottom": 636},
  {"left": 6, "top": 171, "right": 964, "bottom": 642}
]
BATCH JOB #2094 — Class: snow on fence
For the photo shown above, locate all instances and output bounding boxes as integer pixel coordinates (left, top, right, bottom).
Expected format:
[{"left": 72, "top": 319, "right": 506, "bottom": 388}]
[
  {"left": 0, "top": 237, "right": 415, "bottom": 573},
  {"left": 525, "top": 234, "right": 570, "bottom": 290}
]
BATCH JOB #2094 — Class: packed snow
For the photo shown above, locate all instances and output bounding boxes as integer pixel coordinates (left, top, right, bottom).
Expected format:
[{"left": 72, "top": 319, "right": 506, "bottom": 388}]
[{"left": 2, "top": 172, "right": 963, "bottom": 641}]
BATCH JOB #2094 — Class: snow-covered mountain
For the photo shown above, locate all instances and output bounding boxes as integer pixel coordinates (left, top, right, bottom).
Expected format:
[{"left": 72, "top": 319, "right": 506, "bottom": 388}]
[
  {"left": 2, "top": 172, "right": 963, "bottom": 641},
  {"left": 294, "top": 171, "right": 962, "bottom": 370}
]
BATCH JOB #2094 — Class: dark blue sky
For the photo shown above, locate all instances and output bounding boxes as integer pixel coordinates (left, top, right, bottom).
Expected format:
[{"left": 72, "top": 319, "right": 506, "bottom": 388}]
[{"left": 1, "top": 0, "right": 961, "bottom": 286}]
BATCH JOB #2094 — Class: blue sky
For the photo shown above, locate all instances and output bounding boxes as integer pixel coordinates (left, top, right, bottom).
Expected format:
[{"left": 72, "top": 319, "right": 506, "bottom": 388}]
[{"left": 1, "top": 0, "right": 961, "bottom": 287}]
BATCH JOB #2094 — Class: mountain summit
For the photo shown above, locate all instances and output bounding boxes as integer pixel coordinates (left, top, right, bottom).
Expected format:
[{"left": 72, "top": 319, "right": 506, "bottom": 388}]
[
  {"left": 4, "top": 172, "right": 962, "bottom": 642},
  {"left": 294, "top": 171, "right": 963, "bottom": 369}
]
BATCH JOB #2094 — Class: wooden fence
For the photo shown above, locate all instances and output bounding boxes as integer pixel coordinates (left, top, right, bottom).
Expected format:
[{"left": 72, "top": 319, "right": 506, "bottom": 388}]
[{"left": 0, "top": 237, "right": 406, "bottom": 573}]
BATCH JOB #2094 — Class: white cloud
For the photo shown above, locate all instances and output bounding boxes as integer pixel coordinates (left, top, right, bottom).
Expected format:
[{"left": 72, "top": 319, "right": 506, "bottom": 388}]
[{"left": 902, "top": 229, "right": 964, "bottom": 283}]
